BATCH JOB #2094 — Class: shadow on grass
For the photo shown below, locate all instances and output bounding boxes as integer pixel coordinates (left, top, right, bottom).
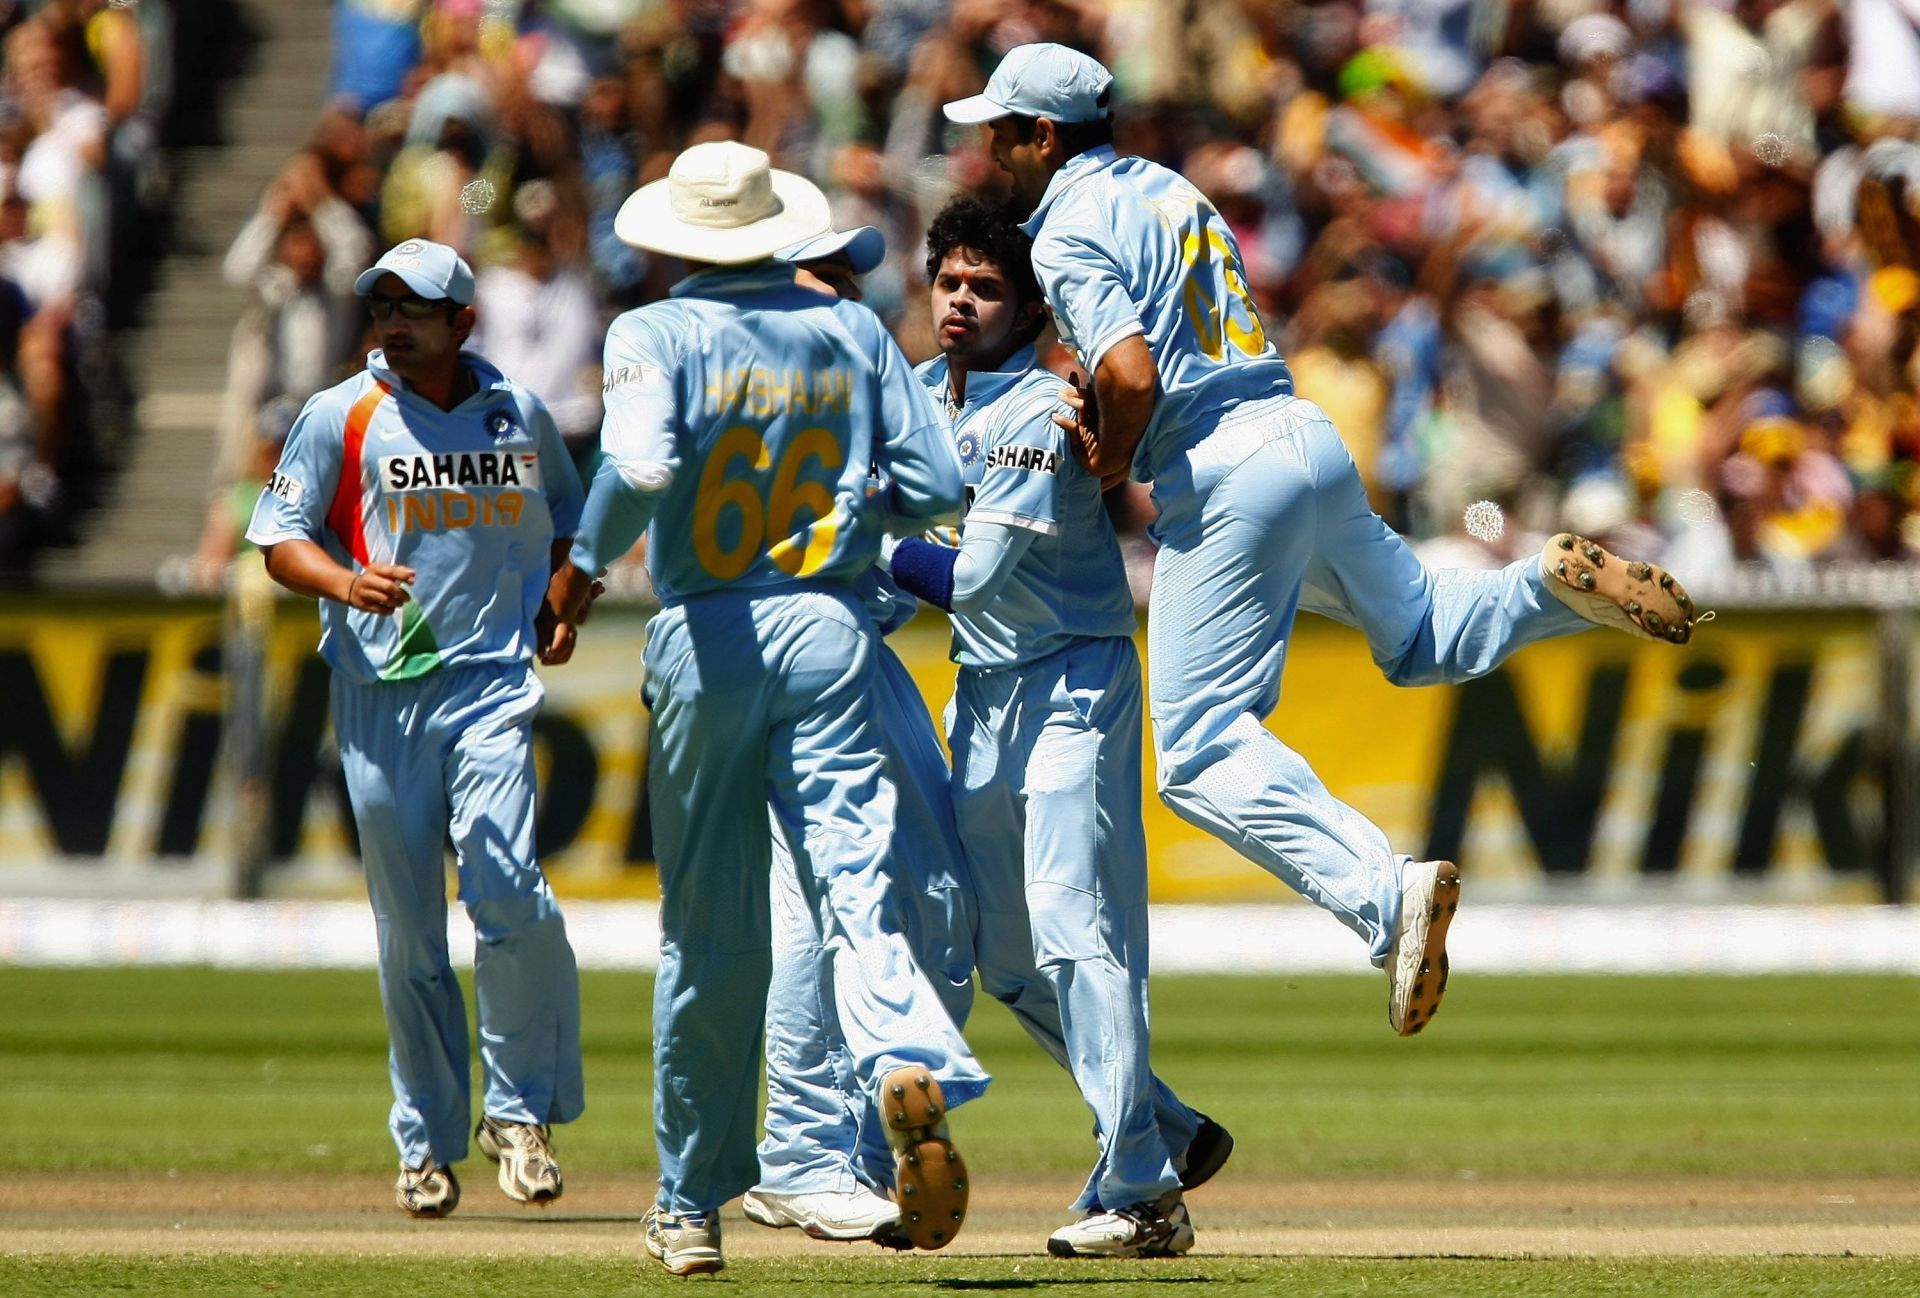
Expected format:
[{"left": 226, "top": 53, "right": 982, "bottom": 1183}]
[{"left": 937, "top": 1278, "right": 1219, "bottom": 1290}]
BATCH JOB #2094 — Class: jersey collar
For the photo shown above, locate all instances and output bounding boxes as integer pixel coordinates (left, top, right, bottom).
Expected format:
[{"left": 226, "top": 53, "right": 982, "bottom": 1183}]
[
  {"left": 922, "top": 343, "right": 1042, "bottom": 417},
  {"left": 669, "top": 260, "right": 801, "bottom": 299},
  {"left": 1020, "top": 146, "right": 1120, "bottom": 237},
  {"left": 364, "top": 349, "right": 512, "bottom": 407}
]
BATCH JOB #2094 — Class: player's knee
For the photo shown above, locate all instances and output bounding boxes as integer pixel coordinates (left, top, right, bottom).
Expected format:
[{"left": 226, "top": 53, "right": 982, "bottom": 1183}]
[
  {"left": 466, "top": 892, "right": 562, "bottom": 945},
  {"left": 1026, "top": 883, "right": 1100, "bottom": 966},
  {"left": 378, "top": 926, "right": 454, "bottom": 984}
]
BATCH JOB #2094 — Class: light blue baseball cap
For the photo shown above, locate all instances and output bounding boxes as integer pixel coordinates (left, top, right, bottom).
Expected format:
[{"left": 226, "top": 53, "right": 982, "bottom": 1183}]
[
  {"left": 777, "top": 225, "right": 886, "bottom": 274},
  {"left": 353, "top": 239, "right": 476, "bottom": 305},
  {"left": 942, "top": 43, "right": 1114, "bottom": 126}
]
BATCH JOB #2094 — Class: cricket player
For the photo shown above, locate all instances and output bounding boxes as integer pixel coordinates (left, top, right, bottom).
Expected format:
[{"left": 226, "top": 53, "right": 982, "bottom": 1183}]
[
  {"left": 743, "top": 223, "right": 977, "bottom": 1247},
  {"left": 943, "top": 45, "right": 1697, "bottom": 1038},
  {"left": 884, "top": 195, "right": 1227, "bottom": 1257},
  {"left": 246, "top": 239, "right": 586, "bottom": 1217},
  {"left": 548, "top": 142, "right": 987, "bottom": 1276}
]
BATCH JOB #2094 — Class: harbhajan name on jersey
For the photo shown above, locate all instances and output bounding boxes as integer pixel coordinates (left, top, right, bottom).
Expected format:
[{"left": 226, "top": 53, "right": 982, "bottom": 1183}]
[
  {"left": 379, "top": 450, "right": 543, "bottom": 533},
  {"left": 702, "top": 366, "right": 854, "bottom": 419}
]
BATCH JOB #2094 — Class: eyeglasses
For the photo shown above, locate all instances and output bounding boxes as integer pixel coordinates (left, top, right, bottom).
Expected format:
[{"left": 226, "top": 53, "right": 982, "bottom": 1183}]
[{"left": 365, "top": 294, "right": 445, "bottom": 321}]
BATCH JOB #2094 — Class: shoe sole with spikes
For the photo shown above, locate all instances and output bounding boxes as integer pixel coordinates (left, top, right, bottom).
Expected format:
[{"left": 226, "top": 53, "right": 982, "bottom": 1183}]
[
  {"left": 881, "top": 1066, "right": 968, "bottom": 1251},
  {"left": 1542, "top": 533, "right": 1696, "bottom": 645},
  {"left": 1389, "top": 861, "right": 1460, "bottom": 1037}
]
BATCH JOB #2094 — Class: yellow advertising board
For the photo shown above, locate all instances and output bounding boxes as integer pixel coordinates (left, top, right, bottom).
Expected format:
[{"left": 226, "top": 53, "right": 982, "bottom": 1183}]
[{"left": 0, "top": 596, "right": 1899, "bottom": 901}]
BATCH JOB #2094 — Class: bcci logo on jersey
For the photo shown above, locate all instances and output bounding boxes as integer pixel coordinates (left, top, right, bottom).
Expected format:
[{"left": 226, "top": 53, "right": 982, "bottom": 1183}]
[
  {"left": 956, "top": 432, "right": 981, "bottom": 466},
  {"left": 486, "top": 409, "right": 522, "bottom": 442}
]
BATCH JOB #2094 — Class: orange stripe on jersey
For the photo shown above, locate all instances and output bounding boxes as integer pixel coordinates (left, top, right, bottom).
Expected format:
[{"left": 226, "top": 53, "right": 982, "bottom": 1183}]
[{"left": 326, "top": 382, "right": 390, "bottom": 564}]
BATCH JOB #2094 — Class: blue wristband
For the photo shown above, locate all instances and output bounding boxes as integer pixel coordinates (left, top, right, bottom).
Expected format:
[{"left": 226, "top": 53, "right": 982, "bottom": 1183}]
[{"left": 889, "top": 537, "right": 959, "bottom": 611}]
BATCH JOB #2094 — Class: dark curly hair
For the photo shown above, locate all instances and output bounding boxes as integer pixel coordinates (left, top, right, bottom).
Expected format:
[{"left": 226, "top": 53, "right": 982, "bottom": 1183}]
[{"left": 922, "top": 195, "right": 1043, "bottom": 312}]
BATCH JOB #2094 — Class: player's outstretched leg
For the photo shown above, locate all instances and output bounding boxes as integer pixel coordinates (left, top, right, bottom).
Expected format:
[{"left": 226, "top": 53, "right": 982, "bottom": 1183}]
[
  {"left": 1540, "top": 534, "right": 1697, "bottom": 644},
  {"left": 1294, "top": 403, "right": 1695, "bottom": 685}
]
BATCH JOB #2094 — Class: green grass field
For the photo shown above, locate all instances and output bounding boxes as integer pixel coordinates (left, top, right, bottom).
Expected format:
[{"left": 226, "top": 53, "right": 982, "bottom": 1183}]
[{"left": 4, "top": 967, "right": 1919, "bottom": 1295}]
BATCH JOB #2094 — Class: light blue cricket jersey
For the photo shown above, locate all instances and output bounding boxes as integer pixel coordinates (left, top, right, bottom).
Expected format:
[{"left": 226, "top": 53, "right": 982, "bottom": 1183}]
[
  {"left": 246, "top": 350, "right": 586, "bottom": 685},
  {"left": 597, "top": 262, "right": 960, "bottom": 603},
  {"left": 1022, "top": 146, "right": 1295, "bottom": 482},
  {"left": 916, "top": 345, "right": 1135, "bottom": 670}
]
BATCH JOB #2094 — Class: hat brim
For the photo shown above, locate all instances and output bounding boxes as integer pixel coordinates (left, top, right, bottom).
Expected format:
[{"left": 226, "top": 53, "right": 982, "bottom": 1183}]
[
  {"left": 615, "top": 168, "right": 832, "bottom": 265},
  {"left": 354, "top": 264, "right": 471, "bottom": 305},
  {"left": 942, "top": 93, "right": 1016, "bottom": 125},
  {"left": 777, "top": 225, "right": 886, "bottom": 275}
]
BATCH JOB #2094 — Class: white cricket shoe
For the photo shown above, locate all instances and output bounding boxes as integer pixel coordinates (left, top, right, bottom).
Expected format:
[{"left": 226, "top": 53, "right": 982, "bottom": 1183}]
[
  {"left": 644, "top": 1205, "right": 724, "bottom": 1276},
  {"left": 1047, "top": 1192, "right": 1195, "bottom": 1259},
  {"left": 394, "top": 1162, "right": 460, "bottom": 1218},
  {"left": 1388, "top": 860, "right": 1460, "bottom": 1036},
  {"left": 741, "top": 1186, "right": 903, "bottom": 1241},
  {"left": 1542, "top": 533, "right": 1697, "bottom": 644},
  {"left": 880, "top": 1065, "right": 969, "bottom": 1251},
  {"left": 475, "top": 1115, "right": 563, "bottom": 1205}
]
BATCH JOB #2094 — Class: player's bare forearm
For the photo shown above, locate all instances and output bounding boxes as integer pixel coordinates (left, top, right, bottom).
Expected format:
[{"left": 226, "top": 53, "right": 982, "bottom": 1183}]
[
  {"left": 1073, "top": 336, "right": 1157, "bottom": 478},
  {"left": 547, "top": 558, "right": 600, "bottom": 627},
  {"left": 539, "top": 545, "right": 603, "bottom": 664},
  {"left": 261, "top": 539, "right": 414, "bottom": 614}
]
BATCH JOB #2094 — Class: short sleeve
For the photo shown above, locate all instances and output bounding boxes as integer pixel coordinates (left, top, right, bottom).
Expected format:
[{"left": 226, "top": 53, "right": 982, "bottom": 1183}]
[
  {"left": 968, "top": 386, "right": 1067, "bottom": 537},
  {"left": 598, "top": 312, "right": 682, "bottom": 491},
  {"left": 1032, "top": 227, "right": 1144, "bottom": 375},
  {"left": 244, "top": 394, "right": 342, "bottom": 548}
]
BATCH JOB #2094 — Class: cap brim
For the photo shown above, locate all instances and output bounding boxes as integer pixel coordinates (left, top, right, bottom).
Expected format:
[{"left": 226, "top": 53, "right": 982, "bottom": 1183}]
[
  {"left": 354, "top": 264, "right": 467, "bottom": 304},
  {"left": 942, "top": 93, "right": 1016, "bottom": 125},
  {"left": 615, "top": 169, "right": 833, "bottom": 265},
  {"left": 777, "top": 225, "right": 886, "bottom": 275}
]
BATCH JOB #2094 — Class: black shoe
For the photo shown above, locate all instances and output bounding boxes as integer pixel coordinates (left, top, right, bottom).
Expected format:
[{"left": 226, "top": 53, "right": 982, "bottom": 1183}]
[{"left": 1175, "top": 1114, "right": 1233, "bottom": 1191}]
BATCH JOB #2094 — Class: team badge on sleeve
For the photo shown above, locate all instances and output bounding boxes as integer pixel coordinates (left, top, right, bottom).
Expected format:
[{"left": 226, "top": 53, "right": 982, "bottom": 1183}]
[
  {"left": 265, "top": 470, "right": 304, "bottom": 505},
  {"left": 603, "top": 360, "right": 664, "bottom": 393}
]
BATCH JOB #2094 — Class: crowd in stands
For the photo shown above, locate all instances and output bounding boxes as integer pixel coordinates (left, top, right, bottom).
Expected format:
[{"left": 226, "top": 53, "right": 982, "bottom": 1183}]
[
  {"left": 205, "top": 0, "right": 1920, "bottom": 592},
  {"left": 0, "top": 0, "right": 165, "bottom": 582}
]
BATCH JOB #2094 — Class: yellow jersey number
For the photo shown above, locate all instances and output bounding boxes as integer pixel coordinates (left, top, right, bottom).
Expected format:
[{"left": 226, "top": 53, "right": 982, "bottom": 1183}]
[
  {"left": 691, "top": 425, "right": 844, "bottom": 581},
  {"left": 1180, "top": 216, "right": 1267, "bottom": 362}
]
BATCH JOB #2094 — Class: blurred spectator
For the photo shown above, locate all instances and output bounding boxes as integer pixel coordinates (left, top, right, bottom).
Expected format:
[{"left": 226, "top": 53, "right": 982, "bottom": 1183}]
[
  {"left": 331, "top": 0, "right": 427, "bottom": 113},
  {"left": 468, "top": 178, "right": 603, "bottom": 473},
  {"left": 223, "top": 0, "right": 1920, "bottom": 585},
  {"left": 188, "top": 393, "right": 300, "bottom": 592},
  {"left": 217, "top": 153, "right": 371, "bottom": 489}
]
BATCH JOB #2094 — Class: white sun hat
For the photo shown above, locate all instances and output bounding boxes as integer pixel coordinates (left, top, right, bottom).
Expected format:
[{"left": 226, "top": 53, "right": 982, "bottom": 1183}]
[{"left": 614, "top": 141, "right": 832, "bottom": 264}]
